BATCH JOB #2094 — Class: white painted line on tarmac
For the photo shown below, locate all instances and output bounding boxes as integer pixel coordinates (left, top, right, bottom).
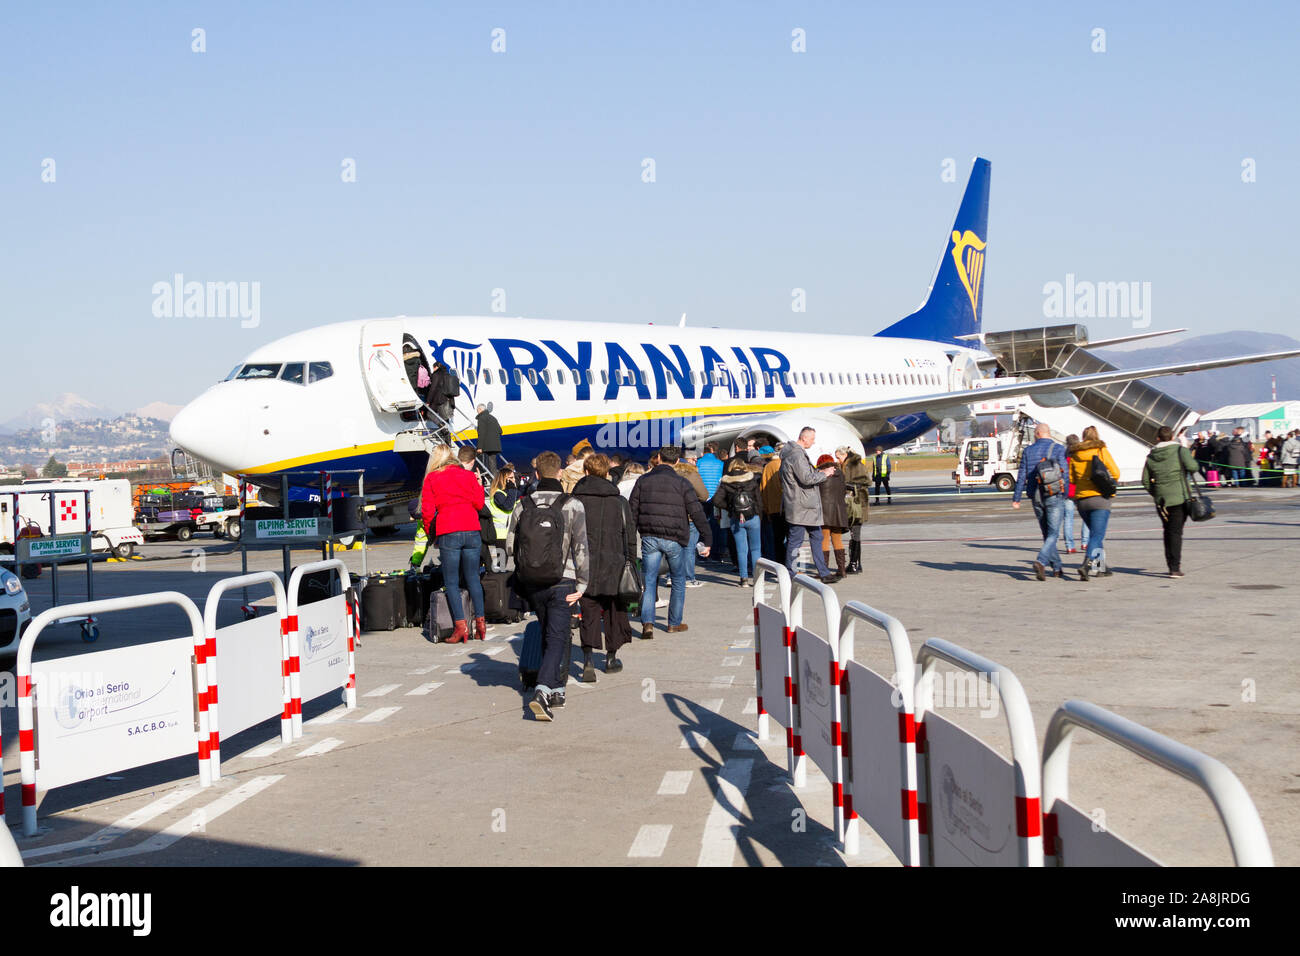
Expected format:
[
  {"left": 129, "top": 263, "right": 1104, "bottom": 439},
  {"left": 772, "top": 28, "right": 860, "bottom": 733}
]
[
  {"left": 359, "top": 706, "right": 401, "bottom": 723},
  {"left": 364, "top": 683, "right": 401, "bottom": 698},
  {"left": 406, "top": 682, "right": 444, "bottom": 696},
  {"left": 657, "top": 771, "right": 694, "bottom": 796},
  {"left": 697, "top": 759, "right": 754, "bottom": 868},
  {"left": 743, "top": 698, "right": 758, "bottom": 715},
  {"left": 297, "top": 737, "right": 343, "bottom": 758},
  {"left": 700, "top": 698, "right": 724, "bottom": 715},
  {"left": 307, "top": 709, "right": 347, "bottom": 725},
  {"left": 721, "top": 656, "right": 743, "bottom": 667},
  {"left": 22, "top": 786, "right": 201, "bottom": 860},
  {"left": 407, "top": 665, "right": 440, "bottom": 675},
  {"left": 627, "top": 824, "right": 673, "bottom": 858},
  {"left": 246, "top": 741, "right": 285, "bottom": 758},
  {"left": 482, "top": 645, "right": 506, "bottom": 657},
  {"left": 38, "top": 776, "right": 284, "bottom": 867},
  {"left": 729, "top": 641, "right": 753, "bottom": 650},
  {"left": 732, "top": 732, "right": 758, "bottom": 751},
  {"left": 709, "top": 675, "right": 735, "bottom": 688},
  {"left": 680, "top": 728, "right": 712, "bottom": 749},
  {"left": 738, "top": 625, "right": 755, "bottom": 633}
]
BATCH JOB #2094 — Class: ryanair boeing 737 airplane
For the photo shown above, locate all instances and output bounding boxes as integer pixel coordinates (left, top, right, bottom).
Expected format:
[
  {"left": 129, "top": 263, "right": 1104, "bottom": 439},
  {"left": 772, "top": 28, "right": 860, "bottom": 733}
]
[{"left": 169, "top": 158, "right": 1300, "bottom": 508}]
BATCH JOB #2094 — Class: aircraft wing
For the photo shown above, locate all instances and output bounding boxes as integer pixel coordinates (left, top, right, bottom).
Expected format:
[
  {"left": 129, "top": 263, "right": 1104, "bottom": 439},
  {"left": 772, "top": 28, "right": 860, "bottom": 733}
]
[{"left": 831, "top": 349, "right": 1300, "bottom": 425}]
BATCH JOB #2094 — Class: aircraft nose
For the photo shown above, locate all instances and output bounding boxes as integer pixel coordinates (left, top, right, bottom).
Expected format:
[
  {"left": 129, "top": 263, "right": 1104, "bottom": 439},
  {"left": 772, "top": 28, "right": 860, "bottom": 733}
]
[{"left": 170, "top": 389, "right": 249, "bottom": 472}]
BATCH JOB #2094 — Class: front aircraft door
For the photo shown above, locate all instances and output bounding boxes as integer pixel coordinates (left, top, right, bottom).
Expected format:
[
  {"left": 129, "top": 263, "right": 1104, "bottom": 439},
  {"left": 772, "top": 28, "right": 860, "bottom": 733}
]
[{"left": 360, "top": 320, "right": 422, "bottom": 413}]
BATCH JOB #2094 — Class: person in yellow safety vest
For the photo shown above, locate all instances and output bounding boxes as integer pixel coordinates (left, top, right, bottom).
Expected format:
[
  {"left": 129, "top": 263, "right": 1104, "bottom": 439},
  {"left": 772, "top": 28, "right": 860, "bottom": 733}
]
[
  {"left": 484, "top": 465, "right": 518, "bottom": 572},
  {"left": 410, "top": 523, "right": 429, "bottom": 569},
  {"left": 871, "top": 447, "right": 893, "bottom": 504}
]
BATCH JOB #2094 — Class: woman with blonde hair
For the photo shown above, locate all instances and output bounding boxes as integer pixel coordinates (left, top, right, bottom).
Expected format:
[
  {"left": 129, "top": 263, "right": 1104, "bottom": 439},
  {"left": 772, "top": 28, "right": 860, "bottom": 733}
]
[
  {"left": 1068, "top": 425, "right": 1120, "bottom": 580},
  {"left": 421, "top": 443, "right": 486, "bottom": 641}
]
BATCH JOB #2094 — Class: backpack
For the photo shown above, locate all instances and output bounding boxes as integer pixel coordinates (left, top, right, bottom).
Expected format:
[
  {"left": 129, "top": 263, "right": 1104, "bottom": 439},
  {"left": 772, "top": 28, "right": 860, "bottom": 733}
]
[
  {"left": 731, "top": 483, "right": 758, "bottom": 521},
  {"left": 513, "top": 493, "right": 569, "bottom": 590},
  {"left": 1035, "top": 445, "right": 1066, "bottom": 497},
  {"left": 1089, "top": 453, "right": 1118, "bottom": 498},
  {"left": 445, "top": 370, "right": 460, "bottom": 400}
]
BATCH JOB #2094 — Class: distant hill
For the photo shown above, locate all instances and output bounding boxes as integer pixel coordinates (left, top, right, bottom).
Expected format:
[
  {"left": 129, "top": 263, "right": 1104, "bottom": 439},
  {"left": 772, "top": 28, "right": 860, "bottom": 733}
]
[
  {"left": 1094, "top": 332, "right": 1300, "bottom": 413},
  {"left": 132, "top": 401, "right": 183, "bottom": 422},
  {"left": 2, "top": 393, "right": 116, "bottom": 432}
]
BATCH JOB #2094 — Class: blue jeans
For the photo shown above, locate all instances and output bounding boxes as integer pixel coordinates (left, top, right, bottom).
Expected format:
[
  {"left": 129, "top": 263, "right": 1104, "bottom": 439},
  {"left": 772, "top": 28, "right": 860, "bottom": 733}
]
[
  {"left": 1030, "top": 494, "right": 1065, "bottom": 573},
  {"left": 733, "top": 514, "right": 762, "bottom": 579},
  {"left": 528, "top": 581, "right": 575, "bottom": 695},
  {"left": 438, "top": 530, "right": 485, "bottom": 621},
  {"left": 785, "top": 524, "right": 831, "bottom": 578},
  {"left": 1061, "top": 503, "right": 1089, "bottom": 550},
  {"left": 640, "top": 536, "right": 687, "bottom": 627},
  {"left": 686, "top": 524, "right": 700, "bottom": 582},
  {"left": 1080, "top": 506, "right": 1111, "bottom": 567}
]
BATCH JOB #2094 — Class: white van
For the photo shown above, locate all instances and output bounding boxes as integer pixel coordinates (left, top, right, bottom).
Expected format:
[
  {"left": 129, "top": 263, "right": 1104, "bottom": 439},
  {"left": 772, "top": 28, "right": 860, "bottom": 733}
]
[{"left": 0, "top": 479, "right": 144, "bottom": 559}]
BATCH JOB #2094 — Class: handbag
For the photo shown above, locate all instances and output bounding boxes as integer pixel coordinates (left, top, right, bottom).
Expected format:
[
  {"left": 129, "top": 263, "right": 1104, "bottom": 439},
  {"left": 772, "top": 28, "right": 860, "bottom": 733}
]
[
  {"left": 1089, "top": 453, "right": 1118, "bottom": 498},
  {"left": 616, "top": 557, "right": 643, "bottom": 604},
  {"left": 1184, "top": 473, "right": 1215, "bottom": 522}
]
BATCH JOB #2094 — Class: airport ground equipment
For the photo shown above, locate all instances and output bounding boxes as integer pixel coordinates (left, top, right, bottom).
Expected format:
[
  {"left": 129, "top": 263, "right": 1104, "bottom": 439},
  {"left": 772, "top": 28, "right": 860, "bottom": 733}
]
[
  {"left": 13, "top": 591, "right": 206, "bottom": 836},
  {"left": 0, "top": 488, "right": 99, "bottom": 640},
  {"left": 1042, "top": 700, "right": 1273, "bottom": 866},
  {"left": 750, "top": 579, "right": 1274, "bottom": 867},
  {"left": 3, "top": 479, "right": 141, "bottom": 558}
]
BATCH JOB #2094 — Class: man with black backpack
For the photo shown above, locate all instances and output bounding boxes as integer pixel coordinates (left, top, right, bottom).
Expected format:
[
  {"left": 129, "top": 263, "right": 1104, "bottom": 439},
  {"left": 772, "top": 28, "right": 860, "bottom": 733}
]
[
  {"left": 1011, "top": 422, "right": 1070, "bottom": 581},
  {"left": 505, "top": 450, "right": 590, "bottom": 722}
]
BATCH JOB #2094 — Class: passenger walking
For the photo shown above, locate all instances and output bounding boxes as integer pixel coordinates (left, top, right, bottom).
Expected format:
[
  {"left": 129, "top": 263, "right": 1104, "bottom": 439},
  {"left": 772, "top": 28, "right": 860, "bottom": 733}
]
[
  {"left": 560, "top": 446, "right": 591, "bottom": 493},
  {"left": 421, "top": 444, "right": 487, "bottom": 642},
  {"left": 761, "top": 445, "right": 786, "bottom": 562},
  {"left": 1141, "top": 425, "right": 1200, "bottom": 578},
  {"left": 617, "top": 462, "right": 646, "bottom": 499},
  {"left": 1282, "top": 431, "right": 1300, "bottom": 489},
  {"left": 670, "top": 453, "right": 708, "bottom": 588},
  {"left": 505, "top": 451, "right": 589, "bottom": 721},
  {"left": 571, "top": 454, "right": 636, "bottom": 676},
  {"left": 780, "top": 427, "right": 838, "bottom": 583},
  {"left": 836, "top": 445, "right": 870, "bottom": 574},
  {"left": 1060, "top": 434, "right": 1088, "bottom": 554},
  {"left": 427, "top": 361, "right": 459, "bottom": 435},
  {"left": 629, "top": 446, "right": 712, "bottom": 636},
  {"left": 1010, "top": 423, "right": 1069, "bottom": 580},
  {"left": 1225, "top": 428, "right": 1252, "bottom": 487},
  {"left": 709, "top": 457, "right": 763, "bottom": 586},
  {"left": 484, "top": 466, "right": 518, "bottom": 571},
  {"left": 475, "top": 403, "right": 503, "bottom": 477},
  {"left": 696, "top": 442, "right": 726, "bottom": 567},
  {"left": 816, "top": 455, "right": 850, "bottom": 580},
  {"left": 1068, "top": 426, "right": 1120, "bottom": 581},
  {"left": 871, "top": 447, "right": 894, "bottom": 504}
]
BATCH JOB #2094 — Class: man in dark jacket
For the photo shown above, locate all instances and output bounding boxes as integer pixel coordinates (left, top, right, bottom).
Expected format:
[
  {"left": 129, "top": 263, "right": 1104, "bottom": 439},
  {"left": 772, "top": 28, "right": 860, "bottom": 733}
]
[
  {"left": 1141, "top": 426, "right": 1200, "bottom": 578},
  {"left": 780, "top": 427, "right": 836, "bottom": 582},
  {"left": 427, "top": 361, "right": 459, "bottom": 436},
  {"left": 475, "top": 403, "right": 503, "bottom": 477},
  {"left": 1224, "top": 428, "right": 1253, "bottom": 487},
  {"left": 572, "top": 454, "right": 636, "bottom": 676},
  {"left": 629, "top": 446, "right": 712, "bottom": 637}
]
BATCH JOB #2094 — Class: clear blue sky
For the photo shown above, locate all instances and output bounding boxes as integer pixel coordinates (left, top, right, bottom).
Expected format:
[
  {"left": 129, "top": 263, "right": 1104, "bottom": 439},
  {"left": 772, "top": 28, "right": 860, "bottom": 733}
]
[{"left": 4, "top": 1, "right": 1297, "bottom": 412}]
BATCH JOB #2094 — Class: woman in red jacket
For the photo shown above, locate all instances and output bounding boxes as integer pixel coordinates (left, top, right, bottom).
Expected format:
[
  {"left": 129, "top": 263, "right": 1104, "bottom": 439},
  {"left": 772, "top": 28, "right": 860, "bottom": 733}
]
[{"left": 422, "top": 445, "right": 487, "bottom": 642}]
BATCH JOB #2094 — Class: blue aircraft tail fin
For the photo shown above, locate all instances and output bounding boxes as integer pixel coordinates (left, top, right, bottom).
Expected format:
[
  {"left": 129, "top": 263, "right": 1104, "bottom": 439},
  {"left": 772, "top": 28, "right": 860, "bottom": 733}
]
[{"left": 877, "top": 157, "right": 991, "bottom": 346}]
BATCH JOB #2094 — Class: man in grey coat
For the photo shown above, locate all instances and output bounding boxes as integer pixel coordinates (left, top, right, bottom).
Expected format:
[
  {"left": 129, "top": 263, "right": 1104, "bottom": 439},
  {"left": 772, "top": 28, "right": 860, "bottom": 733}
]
[{"left": 780, "top": 426, "right": 839, "bottom": 582}]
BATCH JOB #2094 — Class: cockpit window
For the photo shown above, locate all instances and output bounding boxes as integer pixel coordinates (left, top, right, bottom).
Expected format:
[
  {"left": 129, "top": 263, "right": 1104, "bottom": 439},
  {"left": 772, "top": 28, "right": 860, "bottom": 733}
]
[
  {"left": 237, "top": 364, "right": 282, "bottom": 380},
  {"left": 224, "top": 365, "right": 242, "bottom": 382},
  {"left": 281, "top": 362, "right": 306, "bottom": 384},
  {"left": 309, "top": 361, "right": 333, "bottom": 383}
]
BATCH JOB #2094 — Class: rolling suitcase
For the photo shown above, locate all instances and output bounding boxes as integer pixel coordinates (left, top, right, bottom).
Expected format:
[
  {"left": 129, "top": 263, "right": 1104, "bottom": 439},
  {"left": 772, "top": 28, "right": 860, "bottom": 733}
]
[
  {"left": 481, "top": 571, "right": 524, "bottom": 623},
  {"left": 361, "top": 574, "right": 405, "bottom": 630},
  {"left": 428, "top": 587, "right": 473, "bottom": 641},
  {"left": 518, "top": 619, "right": 573, "bottom": 691},
  {"left": 404, "top": 571, "right": 436, "bottom": 628},
  {"left": 1206, "top": 469, "right": 1220, "bottom": 488}
]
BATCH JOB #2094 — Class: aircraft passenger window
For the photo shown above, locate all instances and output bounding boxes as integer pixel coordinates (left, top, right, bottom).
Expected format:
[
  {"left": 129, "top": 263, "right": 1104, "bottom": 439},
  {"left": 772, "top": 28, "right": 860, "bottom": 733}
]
[
  {"left": 556, "top": 369, "right": 565, "bottom": 384},
  {"left": 499, "top": 369, "right": 507, "bottom": 384},
  {"left": 528, "top": 369, "right": 538, "bottom": 385},
  {"left": 585, "top": 369, "right": 593, "bottom": 385},
  {"left": 541, "top": 369, "right": 551, "bottom": 384},
  {"left": 237, "top": 364, "right": 281, "bottom": 380},
  {"left": 224, "top": 365, "right": 242, "bottom": 381},
  {"left": 514, "top": 369, "right": 522, "bottom": 384},
  {"left": 763, "top": 372, "right": 771, "bottom": 386},
  {"left": 308, "top": 361, "right": 333, "bottom": 383},
  {"left": 280, "top": 363, "right": 305, "bottom": 385},
  {"left": 600, "top": 370, "right": 608, "bottom": 385}
]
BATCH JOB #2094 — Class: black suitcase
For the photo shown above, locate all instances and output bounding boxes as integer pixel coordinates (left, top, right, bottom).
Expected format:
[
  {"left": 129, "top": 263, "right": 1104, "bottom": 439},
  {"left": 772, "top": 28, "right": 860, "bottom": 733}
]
[
  {"left": 404, "top": 571, "right": 434, "bottom": 628},
  {"left": 482, "top": 571, "right": 524, "bottom": 623},
  {"left": 361, "top": 574, "right": 405, "bottom": 630},
  {"left": 518, "top": 619, "right": 572, "bottom": 691},
  {"left": 428, "top": 586, "right": 473, "bottom": 641}
]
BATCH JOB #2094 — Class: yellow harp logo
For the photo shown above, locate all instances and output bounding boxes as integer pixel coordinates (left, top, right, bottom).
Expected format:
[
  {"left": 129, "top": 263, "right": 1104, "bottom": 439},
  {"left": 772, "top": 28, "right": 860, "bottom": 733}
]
[{"left": 950, "top": 229, "right": 986, "bottom": 317}]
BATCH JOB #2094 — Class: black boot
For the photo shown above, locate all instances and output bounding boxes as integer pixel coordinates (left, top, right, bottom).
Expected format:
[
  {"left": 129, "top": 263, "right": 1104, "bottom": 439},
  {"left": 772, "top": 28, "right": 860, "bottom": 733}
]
[
  {"left": 847, "top": 538, "right": 862, "bottom": 574},
  {"left": 581, "top": 647, "right": 597, "bottom": 683}
]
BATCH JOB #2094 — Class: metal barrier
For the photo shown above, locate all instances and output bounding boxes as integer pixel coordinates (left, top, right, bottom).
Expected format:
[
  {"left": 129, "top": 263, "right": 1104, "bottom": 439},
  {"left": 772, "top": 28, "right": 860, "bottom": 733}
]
[
  {"left": 201, "top": 572, "right": 289, "bottom": 785},
  {"left": 285, "top": 559, "right": 357, "bottom": 739},
  {"left": 788, "top": 575, "right": 841, "bottom": 796},
  {"left": 0, "top": 822, "right": 20, "bottom": 867},
  {"left": 16, "top": 592, "right": 205, "bottom": 836},
  {"left": 751, "top": 558, "right": 791, "bottom": 748},
  {"left": 838, "top": 601, "right": 920, "bottom": 865},
  {"left": 914, "top": 639, "right": 1043, "bottom": 866},
  {"left": 1042, "top": 700, "right": 1274, "bottom": 867}
]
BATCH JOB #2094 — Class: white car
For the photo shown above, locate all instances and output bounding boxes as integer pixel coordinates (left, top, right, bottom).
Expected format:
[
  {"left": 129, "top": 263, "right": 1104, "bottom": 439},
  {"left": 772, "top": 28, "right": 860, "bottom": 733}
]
[{"left": 0, "top": 566, "right": 32, "bottom": 657}]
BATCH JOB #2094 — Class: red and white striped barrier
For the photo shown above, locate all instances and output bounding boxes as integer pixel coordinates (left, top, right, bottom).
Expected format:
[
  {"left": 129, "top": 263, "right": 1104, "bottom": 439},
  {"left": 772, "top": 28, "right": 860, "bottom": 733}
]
[
  {"left": 285, "top": 559, "right": 356, "bottom": 739},
  {"left": 788, "top": 574, "right": 841, "bottom": 798},
  {"left": 1042, "top": 700, "right": 1273, "bottom": 867},
  {"left": 751, "top": 559, "right": 791, "bottom": 747},
  {"left": 16, "top": 593, "right": 205, "bottom": 837},
  {"left": 201, "top": 572, "right": 289, "bottom": 785},
  {"left": 838, "top": 601, "right": 920, "bottom": 866},
  {"left": 914, "top": 639, "right": 1043, "bottom": 867}
]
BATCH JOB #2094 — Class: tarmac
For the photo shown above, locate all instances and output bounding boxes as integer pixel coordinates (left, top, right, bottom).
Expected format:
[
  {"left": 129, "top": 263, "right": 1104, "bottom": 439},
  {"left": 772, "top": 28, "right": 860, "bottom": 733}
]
[{"left": 2, "top": 468, "right": 1297, "bottom": 867}]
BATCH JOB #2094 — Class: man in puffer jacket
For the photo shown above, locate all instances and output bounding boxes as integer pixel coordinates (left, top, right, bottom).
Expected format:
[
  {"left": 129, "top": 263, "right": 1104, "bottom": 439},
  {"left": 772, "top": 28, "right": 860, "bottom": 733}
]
[{"left": 1142, "top": 425, "right": 1201, "bottom": 578}]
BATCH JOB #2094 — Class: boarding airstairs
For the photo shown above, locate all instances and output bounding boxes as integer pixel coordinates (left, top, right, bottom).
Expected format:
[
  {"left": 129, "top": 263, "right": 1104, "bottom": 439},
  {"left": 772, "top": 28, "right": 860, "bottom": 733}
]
[
  {"left": 981, "top": 325, "right": 1198, "bottom": 445},
  {"left": 393, "top": 401, "right": 497, "bottom": 487}
]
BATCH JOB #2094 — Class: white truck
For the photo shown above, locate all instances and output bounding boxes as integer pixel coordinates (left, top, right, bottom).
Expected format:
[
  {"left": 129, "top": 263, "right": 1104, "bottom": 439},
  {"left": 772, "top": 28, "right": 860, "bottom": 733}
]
[
  {"left": 0, "top": 479, "right": 144, "bottom": 559},
  {"left": 954, "top": 404, "right": 1154, "bottom": 492}
]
